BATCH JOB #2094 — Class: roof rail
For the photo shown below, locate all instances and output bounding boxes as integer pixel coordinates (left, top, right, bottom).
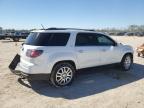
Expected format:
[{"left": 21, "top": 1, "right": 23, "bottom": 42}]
[
  {"left": 46, "top": 27, "right": 95, "bottom": 31},
  {"left": 46, "top": 28, "right": 66, "bottom": 30}
]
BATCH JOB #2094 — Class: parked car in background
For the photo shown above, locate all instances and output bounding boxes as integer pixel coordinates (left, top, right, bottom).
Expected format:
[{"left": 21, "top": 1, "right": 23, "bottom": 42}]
[
  {"left": 116, "top": 32, "right": 127, "bottom": 36},
  {"left": 21, "top": 32, "right": 30, "bottom": 39},
  {"left": 135, "top": 32, "right": 144, "bottom": 36},
  {"left": 125, "top": 32, "right": 135, "bottom": 36},
  {"left": 0, "top": 32, "right": 29, "bottom": 41},
  {"left": 0, "top": 34, "right": 5, "bottom": 40},
  {"left": 125, "top": 32, "right": 144, "bottom": 36},
  {"left": 108, "top": 32, "right": 116, "bottom": 36}
]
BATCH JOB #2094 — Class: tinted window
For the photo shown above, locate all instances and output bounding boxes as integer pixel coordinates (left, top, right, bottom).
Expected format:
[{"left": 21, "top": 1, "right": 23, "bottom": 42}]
[
  {"left": 75, "top": 33, "right": 99, "bottom": 46},
  {"left": 75, "top": 33, "right": 115, "bottom": 46},
  {"left": 25, "top": 33, "right": 70, "bottom": 46},
  {"left": 97, "top": 34, "right": 115, "bottom": 46}
]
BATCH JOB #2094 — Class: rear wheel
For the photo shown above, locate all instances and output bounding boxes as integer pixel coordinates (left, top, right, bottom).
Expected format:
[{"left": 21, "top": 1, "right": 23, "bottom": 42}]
[
  {"left": 50, "top": 63, "right": 75, "bottom": 87},
  {"left": 121, "top": 54, "right": 133, "bottom": 71}
]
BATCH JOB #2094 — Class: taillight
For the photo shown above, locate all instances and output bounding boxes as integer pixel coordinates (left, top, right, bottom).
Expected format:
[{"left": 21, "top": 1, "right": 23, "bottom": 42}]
[{"left": 26, "top": 49, "right": 43, "bottom": 58}]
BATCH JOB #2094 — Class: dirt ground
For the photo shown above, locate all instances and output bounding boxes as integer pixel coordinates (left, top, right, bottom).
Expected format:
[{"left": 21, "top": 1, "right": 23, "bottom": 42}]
[{"left": 0, "top": 36, "right": 144, "bottom": 108}]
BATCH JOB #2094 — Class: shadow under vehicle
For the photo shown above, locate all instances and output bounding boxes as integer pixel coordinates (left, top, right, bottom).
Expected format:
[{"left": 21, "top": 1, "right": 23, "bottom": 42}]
[{"left": 17, "top": 63, "right": 144, "bottom": 100}]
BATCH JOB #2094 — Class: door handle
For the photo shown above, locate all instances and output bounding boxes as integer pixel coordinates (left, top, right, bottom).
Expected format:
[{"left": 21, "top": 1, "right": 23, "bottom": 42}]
[
  {"left": 78, "top": 50, "right": 84, "bottom": 53},
  {"left": 101, "top": 49, "right": 107, "bottom": 52}
]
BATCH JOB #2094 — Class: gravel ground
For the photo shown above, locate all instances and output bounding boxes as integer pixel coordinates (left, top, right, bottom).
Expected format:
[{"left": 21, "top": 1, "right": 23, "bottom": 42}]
[{"left": 0, "top": 36, "right": 144, "bottom": 108}]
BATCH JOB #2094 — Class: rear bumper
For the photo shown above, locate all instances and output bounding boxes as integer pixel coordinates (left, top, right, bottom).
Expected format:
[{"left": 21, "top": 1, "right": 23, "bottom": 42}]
[
  {"left": 10, "top": 69, "right": 50, "bottom": 80},
  {"left": 9, "top": 54, "right": 50, "bottom": 80}
]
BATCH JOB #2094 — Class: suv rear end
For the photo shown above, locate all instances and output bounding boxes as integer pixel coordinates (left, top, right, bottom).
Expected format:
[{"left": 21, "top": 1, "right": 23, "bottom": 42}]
[{"left": 17, "top": 31, "right": 71, "bottom": 80}]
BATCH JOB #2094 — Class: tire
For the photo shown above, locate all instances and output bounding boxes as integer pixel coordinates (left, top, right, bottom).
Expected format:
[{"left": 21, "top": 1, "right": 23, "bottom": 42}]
[
  {"left": 120, "top": 54, "right": 133, "bottom": 71},
  {"left": 137, "top": 53, "right": 140, "bottom": 57},
  {"left": 50, "top": 62, "right": 75, "bottom": 87}
]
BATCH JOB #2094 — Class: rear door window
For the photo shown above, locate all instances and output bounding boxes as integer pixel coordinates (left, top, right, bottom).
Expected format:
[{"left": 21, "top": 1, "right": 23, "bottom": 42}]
[
  {"left": 75, "top": 33, "right": 99, "bottom": 46},
  {"left": 25, "top": 33, "right": 70, "bottom": 46}
]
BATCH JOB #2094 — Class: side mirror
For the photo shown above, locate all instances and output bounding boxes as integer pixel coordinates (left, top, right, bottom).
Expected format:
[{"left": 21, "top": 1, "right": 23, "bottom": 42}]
[
  {"left": 113, "top": 42, "right": 118, "bottom": 46},
  {"left": 115, "top": 43, "right": 122, "bottom": 46}
]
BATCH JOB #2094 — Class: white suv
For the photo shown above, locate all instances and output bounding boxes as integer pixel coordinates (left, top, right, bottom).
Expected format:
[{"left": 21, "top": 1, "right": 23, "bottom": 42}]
[{"left": 10, "top": 28, "right": 134, "bottom": 87}]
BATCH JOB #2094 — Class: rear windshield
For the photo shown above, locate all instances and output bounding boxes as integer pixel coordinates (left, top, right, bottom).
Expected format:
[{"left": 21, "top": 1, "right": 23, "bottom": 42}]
[{"left": 25, "top": 32, "right": 70, "bottom": 46}]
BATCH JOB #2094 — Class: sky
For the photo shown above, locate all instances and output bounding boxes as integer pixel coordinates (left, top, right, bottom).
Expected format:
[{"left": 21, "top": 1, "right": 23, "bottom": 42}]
[{"left": 0, "top": 0, "right": 144, "bottom": 29}]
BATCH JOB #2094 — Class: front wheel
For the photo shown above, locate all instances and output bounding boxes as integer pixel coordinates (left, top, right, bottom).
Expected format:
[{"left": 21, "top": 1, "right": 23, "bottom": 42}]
[
  {"left": 121, "top": 54, "right": 133, "bottom": 71},
  {"left": 50, "top": 63, "right": 75, "bottom": 87}
]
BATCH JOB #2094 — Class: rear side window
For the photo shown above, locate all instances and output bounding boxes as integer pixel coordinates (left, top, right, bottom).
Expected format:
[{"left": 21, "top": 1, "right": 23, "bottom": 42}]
[{"left": 25, "top": 33, "right": 70, "bottom": 46}]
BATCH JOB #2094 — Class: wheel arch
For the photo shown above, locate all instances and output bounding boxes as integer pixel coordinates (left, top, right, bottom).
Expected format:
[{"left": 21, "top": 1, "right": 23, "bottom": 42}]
[
  {"left": 52, "top": 60, "right": 77, "bottom": 71},
  {"left": 121, "top": 52, "right": 133, "bottom": 62}
]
